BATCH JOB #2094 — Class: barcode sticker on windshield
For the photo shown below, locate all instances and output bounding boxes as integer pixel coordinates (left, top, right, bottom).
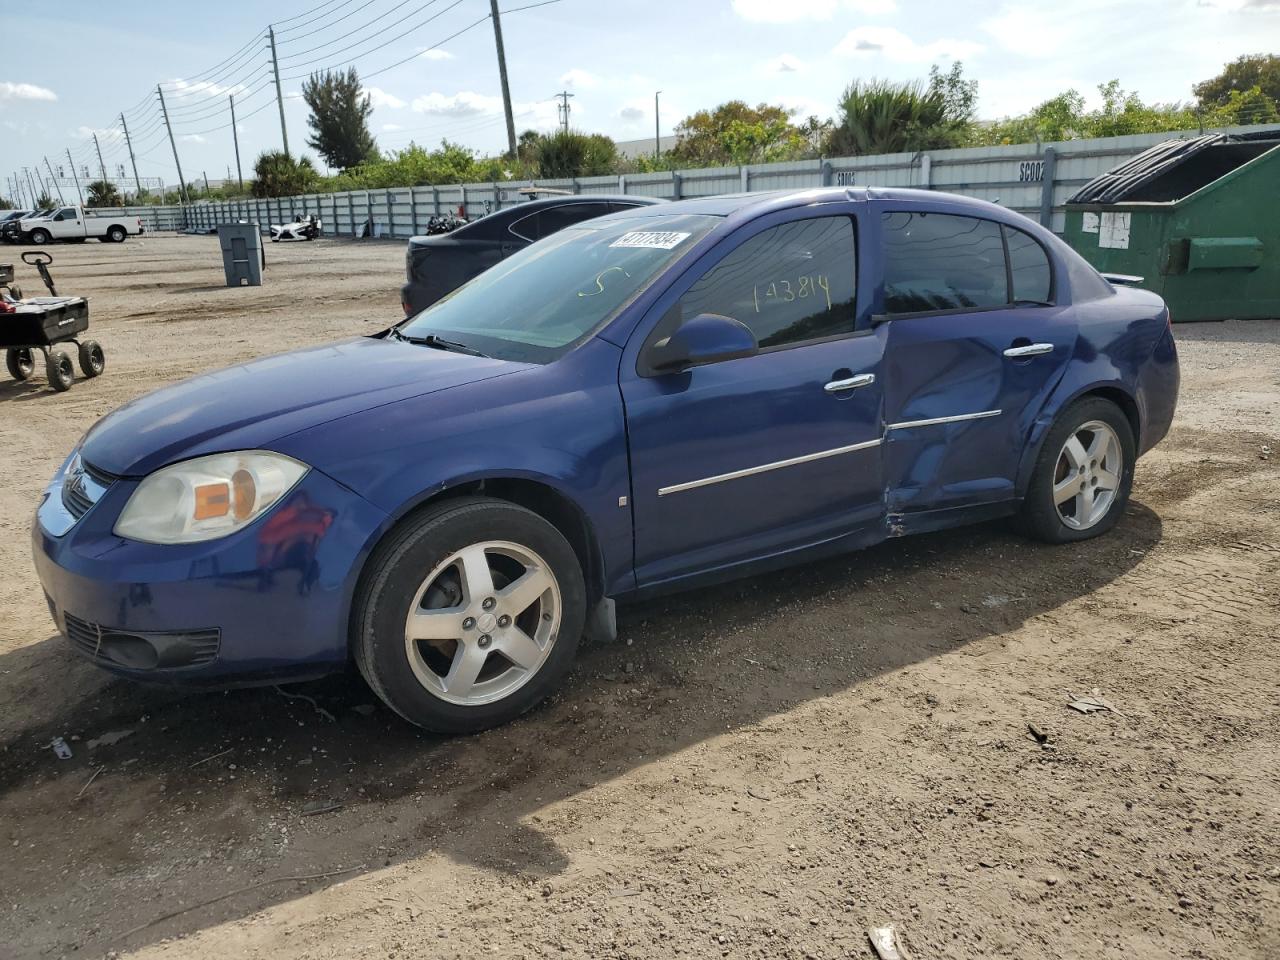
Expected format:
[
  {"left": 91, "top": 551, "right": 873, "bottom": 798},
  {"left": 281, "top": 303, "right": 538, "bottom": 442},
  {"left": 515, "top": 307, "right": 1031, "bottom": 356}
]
[{"left": 609, "top": 231, "right": 691, "bottom": 250}]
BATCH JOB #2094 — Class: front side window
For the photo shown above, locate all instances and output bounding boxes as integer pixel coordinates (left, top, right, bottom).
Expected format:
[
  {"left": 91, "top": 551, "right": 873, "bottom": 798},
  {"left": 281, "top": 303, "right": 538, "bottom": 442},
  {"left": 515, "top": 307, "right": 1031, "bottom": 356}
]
[
  {"left": 400, "top": 214, "right": 720, "bottom": 363},
  {"left": 881, "top": 212, "right": 1007, "bottom": 315},
  {"left": 669, "top": 217, "right": 857, "bottom": 350}
]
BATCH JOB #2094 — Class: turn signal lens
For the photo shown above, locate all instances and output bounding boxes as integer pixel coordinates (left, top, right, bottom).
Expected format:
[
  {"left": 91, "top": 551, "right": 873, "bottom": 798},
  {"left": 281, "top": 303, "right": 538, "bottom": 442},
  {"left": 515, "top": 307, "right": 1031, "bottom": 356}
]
[{"left": 193, "top": 482, "right": 230, "bottom": 520}]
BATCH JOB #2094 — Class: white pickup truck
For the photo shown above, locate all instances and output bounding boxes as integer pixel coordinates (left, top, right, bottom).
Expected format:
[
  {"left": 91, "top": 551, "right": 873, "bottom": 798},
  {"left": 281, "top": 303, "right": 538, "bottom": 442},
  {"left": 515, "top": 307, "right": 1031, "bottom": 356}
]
[{"left": 18, "top": 205, "right": 144, "bottom": 244}]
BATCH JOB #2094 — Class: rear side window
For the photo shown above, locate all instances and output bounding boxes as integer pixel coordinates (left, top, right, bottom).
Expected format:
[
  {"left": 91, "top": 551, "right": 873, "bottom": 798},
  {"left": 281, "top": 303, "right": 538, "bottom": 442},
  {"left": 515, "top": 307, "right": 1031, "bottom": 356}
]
[
  {"left": 881, "top": 212, "right": 1006, "bottom": 314},
  {"left": 671, "top": 216, "right": 857, "bottom": 350},
  {"left": 1006, "top": 226, "right": 1052, "bottom": 303}
]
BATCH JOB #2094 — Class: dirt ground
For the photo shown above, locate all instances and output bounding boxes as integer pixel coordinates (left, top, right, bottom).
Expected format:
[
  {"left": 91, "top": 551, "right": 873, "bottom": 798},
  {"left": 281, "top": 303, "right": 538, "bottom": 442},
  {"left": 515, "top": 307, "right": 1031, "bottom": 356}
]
[{"left": 0, "top": 235, "right": 1277, "bottom": 960}]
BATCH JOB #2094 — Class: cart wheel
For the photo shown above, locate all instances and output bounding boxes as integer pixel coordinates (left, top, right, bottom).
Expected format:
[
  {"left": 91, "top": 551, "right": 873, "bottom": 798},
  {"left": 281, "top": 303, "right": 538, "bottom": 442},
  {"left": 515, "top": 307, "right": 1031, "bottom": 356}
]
[
  {"left": 46, "top": 349, "right": 74, "bottom": 392},
  {"left": 7, "top": 285, "right": 22, "bottom": 300},
  {"left": 6, "top": 347, "right": 35, "bottom": 381},
  {"left": 78, "top": 340, "right": 105, "bottom": 378}
]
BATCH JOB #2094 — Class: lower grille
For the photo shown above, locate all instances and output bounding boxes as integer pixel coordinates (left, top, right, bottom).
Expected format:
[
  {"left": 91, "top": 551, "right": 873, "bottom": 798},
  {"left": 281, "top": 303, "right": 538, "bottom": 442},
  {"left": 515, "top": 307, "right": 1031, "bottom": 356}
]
[{"left": 64, "top": 613, "right": 220, "bottom": 670}]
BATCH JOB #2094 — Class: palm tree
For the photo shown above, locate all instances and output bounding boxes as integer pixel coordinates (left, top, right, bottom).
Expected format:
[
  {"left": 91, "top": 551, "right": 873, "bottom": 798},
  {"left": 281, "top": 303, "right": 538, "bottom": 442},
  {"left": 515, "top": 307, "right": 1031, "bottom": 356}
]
[
  {"left": 86, "top": 180, "right": 122, "bottom": 208},
  {"left": 825, "top": 80, "right": 950, "bottom": 157}
]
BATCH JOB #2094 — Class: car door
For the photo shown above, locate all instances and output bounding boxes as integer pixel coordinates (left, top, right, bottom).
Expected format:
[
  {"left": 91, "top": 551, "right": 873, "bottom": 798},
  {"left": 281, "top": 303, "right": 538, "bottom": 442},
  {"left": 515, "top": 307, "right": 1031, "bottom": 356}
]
[
  {"left": 875, "top": 207, "right": 1075, "bottom": 514},
  {"left": 620, "top": 209, "right": 885, "bottom": 588},
  {"left": 50, "top": 207, "right": 80, "bottom": 239}
]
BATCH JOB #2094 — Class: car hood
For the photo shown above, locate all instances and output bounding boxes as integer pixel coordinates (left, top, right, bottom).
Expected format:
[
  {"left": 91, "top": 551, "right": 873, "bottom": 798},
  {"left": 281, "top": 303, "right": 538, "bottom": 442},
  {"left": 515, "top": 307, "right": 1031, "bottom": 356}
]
[{"left": 81, "top": 336, "right": 530, "bottom": 476}]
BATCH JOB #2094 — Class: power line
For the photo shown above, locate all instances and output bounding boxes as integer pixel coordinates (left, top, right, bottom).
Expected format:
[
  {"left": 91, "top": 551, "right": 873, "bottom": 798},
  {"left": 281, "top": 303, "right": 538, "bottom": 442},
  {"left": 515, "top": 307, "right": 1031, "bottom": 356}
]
[
  {"left": 276, "top": 0, "right": 387, "bottom": 46},
  {"left": 281, "top": 0, "right": 468, "bottom": 77},
  {"left": 164, "top": 29, "right": 268, "bottom": 87},
  {"left": 274, "top": 0, "right": 366, "bottom": 34},
  {"left": 280, "top": 0, "right": 447, "bottom": 63}
]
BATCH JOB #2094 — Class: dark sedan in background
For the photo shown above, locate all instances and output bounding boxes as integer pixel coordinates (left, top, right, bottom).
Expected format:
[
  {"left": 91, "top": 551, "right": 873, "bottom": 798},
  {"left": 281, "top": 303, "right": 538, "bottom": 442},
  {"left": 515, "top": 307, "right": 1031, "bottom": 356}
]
[{"left": 400, "top": 194, "right": 662, "bottom": 315}]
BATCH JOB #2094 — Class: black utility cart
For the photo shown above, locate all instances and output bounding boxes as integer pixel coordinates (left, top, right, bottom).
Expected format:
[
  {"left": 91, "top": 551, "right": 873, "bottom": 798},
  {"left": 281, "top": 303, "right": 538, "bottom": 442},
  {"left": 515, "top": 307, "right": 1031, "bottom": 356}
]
[{"left": 0, "top": 251, "right": 104, "bottom": 392}]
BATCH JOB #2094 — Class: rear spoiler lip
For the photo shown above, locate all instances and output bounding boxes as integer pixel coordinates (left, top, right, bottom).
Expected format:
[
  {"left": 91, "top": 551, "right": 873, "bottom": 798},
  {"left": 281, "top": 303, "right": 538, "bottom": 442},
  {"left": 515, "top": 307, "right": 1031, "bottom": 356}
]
[{"left": 1100, "top": 272, "right": 1145, "bottom": 287}]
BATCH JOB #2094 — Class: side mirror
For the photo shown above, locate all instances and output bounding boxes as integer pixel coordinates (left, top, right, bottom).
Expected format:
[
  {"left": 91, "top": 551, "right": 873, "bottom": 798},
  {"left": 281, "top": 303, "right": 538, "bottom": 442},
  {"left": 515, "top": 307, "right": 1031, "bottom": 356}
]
[{"left": 648, "top": 313, "right": 758, "bottom": 374}]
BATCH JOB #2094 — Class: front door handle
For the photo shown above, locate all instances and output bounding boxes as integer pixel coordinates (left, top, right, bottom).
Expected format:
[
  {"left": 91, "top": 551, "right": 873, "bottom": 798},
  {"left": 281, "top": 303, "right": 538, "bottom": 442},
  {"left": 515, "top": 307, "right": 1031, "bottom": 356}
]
[
  {"left": 1003, "top": 342, "right": 1055, "bottom": 358},
  {"left": 824, "top": 373, "right": 876, "bottom": 393}
]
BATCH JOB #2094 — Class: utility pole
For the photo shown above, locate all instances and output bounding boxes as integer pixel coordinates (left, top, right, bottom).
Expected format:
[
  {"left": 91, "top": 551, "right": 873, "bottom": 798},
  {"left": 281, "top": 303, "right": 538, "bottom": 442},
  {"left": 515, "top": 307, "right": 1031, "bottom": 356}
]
[
  {"left": 32, "top": 164, "right": 48, "bottom": 200},
  {"left": 92, "top": 133, "right": 108, "bottom": 183},
  {"left": 65, "top": 149, "right": 84, "bottom": 206},
  {"left": 44, "top": 157, "right": 66, "bottom": 203},
  {"left": 488, "top": 0, "right": 518, "bottom": 157},
  {"left": 268, "top": 26, "right": 290, "bottom": 158},
  {"left": 555, "top": 90, "right": 575, "bottom": 134},
  {"left": 229, "top": 94, "right": 244, "bottom": 190},
  {"left": 203, "top": 171, "right": 211, "bottom": 197},
  {"left": 119, "top": 113, "right": 143, "bottom": 199},
  {"left": 654, "top": 90, "right": 662, "bottom": 158},
  {"left": 24, "top": 167, "right": 39, "bottom": 205},
  {"left": 156, "top": 85, "right": 190, "bottom": 205}
]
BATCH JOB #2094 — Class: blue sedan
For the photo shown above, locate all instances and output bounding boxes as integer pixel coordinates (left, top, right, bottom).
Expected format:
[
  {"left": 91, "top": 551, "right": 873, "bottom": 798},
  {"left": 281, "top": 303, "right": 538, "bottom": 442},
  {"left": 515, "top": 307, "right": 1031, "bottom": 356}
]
[{"left": 33, "top": 188, "right": 1179, "bottom": 732}]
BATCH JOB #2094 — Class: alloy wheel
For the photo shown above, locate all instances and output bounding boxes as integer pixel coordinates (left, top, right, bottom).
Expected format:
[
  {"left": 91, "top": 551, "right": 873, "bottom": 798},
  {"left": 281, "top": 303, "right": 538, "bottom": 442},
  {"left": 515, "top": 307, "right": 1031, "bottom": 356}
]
[
  {"left": 403, "top": 540, "right": 561, "bottom": 706},
  {"left": 1053, "top": 420, "right": 1122, "bottom": 530}
]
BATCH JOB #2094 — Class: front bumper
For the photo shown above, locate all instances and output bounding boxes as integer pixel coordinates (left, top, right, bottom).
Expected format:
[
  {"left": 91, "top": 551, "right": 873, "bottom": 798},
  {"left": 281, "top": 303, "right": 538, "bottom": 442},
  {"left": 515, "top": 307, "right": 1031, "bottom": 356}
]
[{"left": 32, "top": 458, "right": 389, "bottom": 684}]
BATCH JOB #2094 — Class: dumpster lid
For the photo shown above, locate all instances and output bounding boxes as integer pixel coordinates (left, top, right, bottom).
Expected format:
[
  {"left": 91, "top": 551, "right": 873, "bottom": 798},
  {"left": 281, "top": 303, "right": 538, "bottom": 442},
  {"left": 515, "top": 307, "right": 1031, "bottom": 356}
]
[{"left": 1068, "top": 132, "right": 1280, "bottom": 205}]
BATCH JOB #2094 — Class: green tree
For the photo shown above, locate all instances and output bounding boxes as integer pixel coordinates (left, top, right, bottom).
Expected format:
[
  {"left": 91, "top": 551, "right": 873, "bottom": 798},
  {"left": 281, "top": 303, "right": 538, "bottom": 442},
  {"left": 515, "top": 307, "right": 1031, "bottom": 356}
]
[
  {"left": 531, "top": 130, "right": 619, "bottom": 177},
  {"left": 670, "top": 101, "right": 811, "bottom": 166},
  {"left": 85, "top": 180, "right": 122, "bottom": 207},
  {"left": 301, "top": 67, "right": 379, "bottom": 170},
  {"left": 1194, "top": 54, "right": 1280, "bottom": 109},
  {"left": 250, "top": 150, "right": 319, "bottom": 197},
  {"left": 824, "top": 79, "right": 951, "bottom": 156},
  {"left": 35, "top": 192, "right": 54, "bottom": 209},
  {"left": 1203, "top": 85, "right": 1280, "bottom": 126}
]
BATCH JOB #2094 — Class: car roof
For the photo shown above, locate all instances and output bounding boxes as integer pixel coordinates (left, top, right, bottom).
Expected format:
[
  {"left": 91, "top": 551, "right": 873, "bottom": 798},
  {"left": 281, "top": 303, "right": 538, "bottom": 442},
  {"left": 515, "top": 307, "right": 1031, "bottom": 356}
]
[
  {"left": 445, "top": 194, "right": 662, "bottom": 240},
  {"left": 602, "top": 186, "right": 1017, "bottom": 222}
]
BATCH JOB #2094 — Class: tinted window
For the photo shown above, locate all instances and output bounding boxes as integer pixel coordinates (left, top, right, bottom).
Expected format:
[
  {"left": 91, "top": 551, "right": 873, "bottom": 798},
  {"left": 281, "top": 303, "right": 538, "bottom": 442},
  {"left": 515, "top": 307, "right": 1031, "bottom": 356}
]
[
  {"left": 58, "top": 208, "right": 76, "bottom": 220},
  {"left": 1006, "top": 226, "right": 1052, "bottom": 303},
  {"left": 671, "top": 217, "right": 856, "bottom": 350},
  {"left": 511, "top": 202, "right": 611, "bottom": 241},
  {"left": 881, "top": 212, "right": 1007, "bottom": 314}
]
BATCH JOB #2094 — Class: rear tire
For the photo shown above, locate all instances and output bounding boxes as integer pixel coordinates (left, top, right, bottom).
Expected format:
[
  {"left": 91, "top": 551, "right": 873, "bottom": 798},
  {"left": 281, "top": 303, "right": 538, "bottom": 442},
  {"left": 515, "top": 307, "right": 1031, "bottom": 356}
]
[
  {"left": 6, "top": 347, "right": 34, "bottom": 381},
  {"left": 46, "top": 348, "right": 74, "bottom": 392},
  {"left": 77, "top": 340, "right": 105, "bottom": 377},
  {"left": 107, "top": 226, "right": 126, "bottom": 243},
  {"left": 354, "top": 496, "right": 586, "bottom": 734},
  {"left": 1019, "top": 397, "right": 1135, "bottom": 544}
]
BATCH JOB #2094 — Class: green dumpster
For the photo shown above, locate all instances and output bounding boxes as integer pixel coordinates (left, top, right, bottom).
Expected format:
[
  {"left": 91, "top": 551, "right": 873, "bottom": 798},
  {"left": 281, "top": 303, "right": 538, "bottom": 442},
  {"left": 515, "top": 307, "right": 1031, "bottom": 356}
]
[{"left": 1063, "top": 131, "right": 1280, "bottom": 322}]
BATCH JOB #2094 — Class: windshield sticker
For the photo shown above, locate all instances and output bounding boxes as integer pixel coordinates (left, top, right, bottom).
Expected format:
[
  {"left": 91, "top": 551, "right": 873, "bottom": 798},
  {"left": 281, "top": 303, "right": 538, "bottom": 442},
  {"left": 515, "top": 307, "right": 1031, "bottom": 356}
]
[{"left": 609, "top": 231, "right": 691, "bottom": 250}]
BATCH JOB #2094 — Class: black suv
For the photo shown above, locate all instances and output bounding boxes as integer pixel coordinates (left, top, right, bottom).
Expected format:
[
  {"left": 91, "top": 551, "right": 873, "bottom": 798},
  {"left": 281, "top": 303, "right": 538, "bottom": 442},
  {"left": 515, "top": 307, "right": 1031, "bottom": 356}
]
[{"left": 400, "top": 194, "right": 661, "bottom": 316}]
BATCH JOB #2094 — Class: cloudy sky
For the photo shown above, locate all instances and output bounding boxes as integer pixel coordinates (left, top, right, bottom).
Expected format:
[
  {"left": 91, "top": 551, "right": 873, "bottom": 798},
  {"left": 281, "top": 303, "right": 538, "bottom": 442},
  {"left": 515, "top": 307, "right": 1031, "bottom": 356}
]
[{"left": 1, "top": 0, "right": 1276, "bottom": 195}]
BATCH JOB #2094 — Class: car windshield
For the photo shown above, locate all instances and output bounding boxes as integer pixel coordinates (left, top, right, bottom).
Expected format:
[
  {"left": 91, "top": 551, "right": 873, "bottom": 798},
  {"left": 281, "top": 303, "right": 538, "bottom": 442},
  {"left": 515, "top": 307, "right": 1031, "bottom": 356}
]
[{"left": 399, "top": 213, "right": 720, "bottom": 363}]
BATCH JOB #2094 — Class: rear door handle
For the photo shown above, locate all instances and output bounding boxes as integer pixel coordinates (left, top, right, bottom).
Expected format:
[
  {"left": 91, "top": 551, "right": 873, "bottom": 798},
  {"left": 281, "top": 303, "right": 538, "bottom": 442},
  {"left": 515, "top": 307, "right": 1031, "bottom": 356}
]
[
  {"left": 824, "top": 373, "right": 876, "bottom": 393},
  {"left": 1003, "top": 342, "right": 1055, "bottom": 358}
]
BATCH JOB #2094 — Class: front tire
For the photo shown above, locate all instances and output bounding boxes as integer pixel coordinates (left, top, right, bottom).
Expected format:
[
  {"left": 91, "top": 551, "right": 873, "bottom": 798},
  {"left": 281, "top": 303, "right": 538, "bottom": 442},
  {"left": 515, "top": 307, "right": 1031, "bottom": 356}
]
[
  {"left": 354, "top": 497, "right": 586, "bottom": 734},
  {"left": 28, "top": 228, "right": 50, "bottom": 245},
  {"left": 1019, "top": 397, "right": 1135, "bottom": 543},
  {"left": 45, "top": 348, "right": 74, "bottom": 392}
]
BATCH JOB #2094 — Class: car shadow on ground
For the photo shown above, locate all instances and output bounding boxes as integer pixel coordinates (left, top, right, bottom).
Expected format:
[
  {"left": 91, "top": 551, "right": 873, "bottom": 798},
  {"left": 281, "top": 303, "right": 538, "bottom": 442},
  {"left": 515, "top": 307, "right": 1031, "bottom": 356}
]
[{"left": 0, "top": 504, "right": 1162, "bottom": 955}]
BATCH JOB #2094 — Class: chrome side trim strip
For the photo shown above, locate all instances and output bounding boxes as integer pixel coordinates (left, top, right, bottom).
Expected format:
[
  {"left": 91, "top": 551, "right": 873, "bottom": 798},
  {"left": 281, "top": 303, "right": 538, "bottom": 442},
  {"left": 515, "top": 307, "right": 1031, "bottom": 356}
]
[
  {"left": 886, "top": 409, "right": 1002, "bottom": 431},
  {"left": 657, "top": 437, "right": 883, "bottom": 497}
]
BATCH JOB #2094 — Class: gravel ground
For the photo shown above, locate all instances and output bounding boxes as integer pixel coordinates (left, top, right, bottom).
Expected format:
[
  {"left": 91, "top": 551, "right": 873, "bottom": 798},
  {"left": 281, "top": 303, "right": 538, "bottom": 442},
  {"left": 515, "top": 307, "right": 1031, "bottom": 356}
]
[{"left": 0, "top": 235, "right": 1277, "bottom": 960}]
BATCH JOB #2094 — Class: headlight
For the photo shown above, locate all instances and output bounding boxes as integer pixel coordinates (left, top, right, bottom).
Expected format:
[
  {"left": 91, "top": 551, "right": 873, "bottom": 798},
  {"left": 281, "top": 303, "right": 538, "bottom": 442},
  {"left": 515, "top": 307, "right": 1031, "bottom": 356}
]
[{"left": 114, "top": 451, "right": 308, "bottom": 545}]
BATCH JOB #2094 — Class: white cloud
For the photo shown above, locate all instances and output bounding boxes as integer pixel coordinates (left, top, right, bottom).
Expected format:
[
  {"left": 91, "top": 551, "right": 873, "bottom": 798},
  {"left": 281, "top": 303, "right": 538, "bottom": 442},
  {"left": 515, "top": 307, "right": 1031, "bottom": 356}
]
[
  {"left": 620, "top": 106, "right": 646, "bottom": 122},
  {"left": 180, "top": 134, "right": 207, "bottom": 144},
  {"left": 1199, "top": 0, "right": 1280, "bottom": 8},
  {"left": 0, "top": 81, "right": 56, "bottom": 102},
  {"left": 559, "top": 68, "right": 599, "bottom": 89},
  {"left": 732, "top": 0, "right": 894, "bottom": 21},
  {"left": 73, "top": 125, "right": 123, "bottom": 143},
  {"left": 764, "top": 53, "right": 805, "bottom": 74},
  {"left": 365, "top": 86, "right": 406, "bottom": 109},
  {"left": 833, "top": 26, "right": 982, "bottom": 62},
  {"left": 168, "top": 77, "right": 248, "bottom": 99},
  {"left": 381, "top": 123, "right": 404, "bottom": 132},
  {"left": 776, "top": 95, "right": 832, "bottom": 121},
  {"left": 418, "top": 47, "right": 455, "bottom": 60},
  {"left": 411, "top": 91, "right": 505, "bottom": 118}
]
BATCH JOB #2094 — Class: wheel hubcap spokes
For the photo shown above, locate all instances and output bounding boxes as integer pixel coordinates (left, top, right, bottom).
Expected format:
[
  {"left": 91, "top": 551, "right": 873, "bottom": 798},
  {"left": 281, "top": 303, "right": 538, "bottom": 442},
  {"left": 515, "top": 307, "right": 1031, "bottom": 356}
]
[
  {"left": 404, "top": 541, "right": 560, "bottom": 705},
  {"left": 1053, "top": 420, "right": 1122, "bottom": 530}
]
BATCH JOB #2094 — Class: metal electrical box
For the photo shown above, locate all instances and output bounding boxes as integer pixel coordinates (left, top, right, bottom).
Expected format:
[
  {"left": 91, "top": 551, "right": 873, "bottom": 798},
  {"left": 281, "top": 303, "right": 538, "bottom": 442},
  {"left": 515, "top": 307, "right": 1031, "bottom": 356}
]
[
  {"left": 1063, "top": 132, "right": 1280, "bottom": 322},
  {"left": 217, "top": 223, "right": 263, "bottom": 287}
]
